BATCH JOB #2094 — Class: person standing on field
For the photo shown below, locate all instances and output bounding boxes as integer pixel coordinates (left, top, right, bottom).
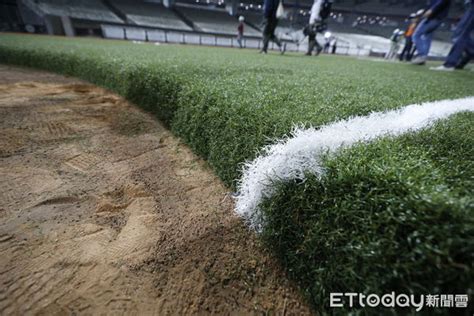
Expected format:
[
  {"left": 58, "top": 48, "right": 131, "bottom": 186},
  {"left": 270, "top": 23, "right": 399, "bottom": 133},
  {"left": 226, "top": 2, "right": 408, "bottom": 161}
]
[
  {"left": 304, "top": 0, "right": 333, "bottom": 56},
  {"left": 260, "top": 0, "right": 286, "bottom": 54},
  {"left": 237, "top": 16, "right": 245, "bottom": 48},
  {"left": 385, "top": 29, "right": 403, "bottom": 59},
  {"left": 303, "top": 23, "right": 322, "bottom": 55},
  {"left": 412, "top": 0, "right": 452, "bottom": 65},
  {"left": 431, "top": 0, "right": 474, "bottom": 70},
  {"left": 399, "top": 12, "right": 421, "bottom": 61},
  {"left": 330, "top": 37, "right": 337, "bottom": 54}
]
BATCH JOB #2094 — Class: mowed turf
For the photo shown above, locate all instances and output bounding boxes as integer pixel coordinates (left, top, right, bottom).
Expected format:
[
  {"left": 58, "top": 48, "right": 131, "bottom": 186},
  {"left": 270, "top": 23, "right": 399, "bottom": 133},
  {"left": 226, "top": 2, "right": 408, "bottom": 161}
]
[{"left": 1, "top": 34, "right": 472, "bottom": 313}]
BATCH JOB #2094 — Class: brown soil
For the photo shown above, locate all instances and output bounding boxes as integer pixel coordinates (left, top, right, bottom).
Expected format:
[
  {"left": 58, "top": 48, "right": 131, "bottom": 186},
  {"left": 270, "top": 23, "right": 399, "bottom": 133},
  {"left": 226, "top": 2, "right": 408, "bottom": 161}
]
[{"left": 0, "top": 65, "right": 311, "bottom": 315}]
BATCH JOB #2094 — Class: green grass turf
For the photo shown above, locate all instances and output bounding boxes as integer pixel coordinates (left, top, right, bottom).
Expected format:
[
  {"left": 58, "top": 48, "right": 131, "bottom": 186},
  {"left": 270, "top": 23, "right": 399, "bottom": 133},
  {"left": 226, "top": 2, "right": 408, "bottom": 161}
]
[
  {"left": 260, "top": 113, "right": 473, "bottom": 312},
  {"left": 0, "top": 34, "right": 472, "bottom": 313}
]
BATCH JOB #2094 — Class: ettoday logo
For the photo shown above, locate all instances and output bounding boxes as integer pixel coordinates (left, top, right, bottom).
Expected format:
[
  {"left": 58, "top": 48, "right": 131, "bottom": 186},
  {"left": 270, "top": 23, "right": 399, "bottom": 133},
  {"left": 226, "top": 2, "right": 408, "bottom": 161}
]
[{"left": 330, "top": 292, "right": 469, "bottom": 311}]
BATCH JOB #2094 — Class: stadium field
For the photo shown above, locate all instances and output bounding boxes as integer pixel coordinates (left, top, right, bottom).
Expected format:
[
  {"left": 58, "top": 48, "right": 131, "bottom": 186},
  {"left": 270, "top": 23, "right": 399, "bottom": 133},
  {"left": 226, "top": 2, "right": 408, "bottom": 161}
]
[{"left": 0, "top": 33, "right": 473, "bottom": 313}]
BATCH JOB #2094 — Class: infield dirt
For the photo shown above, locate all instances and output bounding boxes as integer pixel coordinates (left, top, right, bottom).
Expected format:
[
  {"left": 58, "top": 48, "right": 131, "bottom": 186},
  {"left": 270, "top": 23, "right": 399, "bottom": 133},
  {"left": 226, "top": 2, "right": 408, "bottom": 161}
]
[{"left": 0, "top": 65, "right": 309, "bottom": 315}]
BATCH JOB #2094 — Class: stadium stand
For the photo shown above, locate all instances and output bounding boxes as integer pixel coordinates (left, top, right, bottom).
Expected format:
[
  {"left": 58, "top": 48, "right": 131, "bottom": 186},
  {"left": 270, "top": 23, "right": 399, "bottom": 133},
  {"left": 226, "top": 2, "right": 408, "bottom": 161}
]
[
  {"left": 348, "top": 1, "right": 422, "bottom": 16},
  {"left": 330, "top": 0, "right": 463, "bottom": 17},
  {"left": 34, "top": 0, "right": 123, "bottom": 23},
  {"left": 176, "top": 6, "right": 261, "bottom": 35},
  {"left": 330, "top": 23, "right": 374, "bottom": 36},
  {"left": 241, "top": 11, "right": 305, "bottom": 40},
  {"left": 240, "top": 11, "right": 263, "bottom": 30},
  {"left": 112, "top": 1, "right": 192, "bottom": 31}
]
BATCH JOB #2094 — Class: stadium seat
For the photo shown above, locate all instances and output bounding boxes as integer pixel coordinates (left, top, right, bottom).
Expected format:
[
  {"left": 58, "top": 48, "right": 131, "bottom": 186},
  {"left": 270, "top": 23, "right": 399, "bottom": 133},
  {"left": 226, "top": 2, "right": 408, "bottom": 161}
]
[
  {"left": 37, "top": 0, "right": 123, "bottom": 23},
  {"left": 113, "top": 1, "right": 192, "bottom": 31},
  {"left": 176, "top": 6, "right": 261, "bottom": 36}
]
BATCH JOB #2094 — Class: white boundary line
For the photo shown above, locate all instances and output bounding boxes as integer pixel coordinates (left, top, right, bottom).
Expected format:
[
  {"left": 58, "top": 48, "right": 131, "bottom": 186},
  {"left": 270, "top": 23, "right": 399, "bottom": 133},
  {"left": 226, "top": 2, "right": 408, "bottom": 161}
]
[{"left": 235, "top": 97, "right": 474, "bottom": 230}]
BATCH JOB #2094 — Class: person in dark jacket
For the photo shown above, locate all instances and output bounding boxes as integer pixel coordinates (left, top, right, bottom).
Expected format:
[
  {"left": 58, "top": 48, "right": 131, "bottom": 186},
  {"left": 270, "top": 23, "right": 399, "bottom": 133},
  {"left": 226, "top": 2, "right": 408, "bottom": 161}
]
[
  {"left": 330, "top": 37, "right": 337, "bottom": 54},
  {"left": 260, "top": 0, "right": 286, "bottom": 54},
  {"left": 431, "top": 0, "right": 473, "bottom": 70},
  {"left": 412, "top": 0, "right": 452, "bottom": 65}
]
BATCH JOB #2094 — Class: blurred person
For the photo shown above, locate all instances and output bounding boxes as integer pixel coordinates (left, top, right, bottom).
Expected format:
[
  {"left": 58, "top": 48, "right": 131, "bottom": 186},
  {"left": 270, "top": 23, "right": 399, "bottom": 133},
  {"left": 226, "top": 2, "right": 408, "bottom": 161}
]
[
  {"left": 431, "top": 0, "right": 473, "bottom": 70},
  {"left": 399, "top": 12, "right": 421, "bottom": 61},
  {"left": 260, "top": 0, "right": 286, "bottom": 54},
  {"left": 237, "top": 16, "right": 245, "bottom": 48},
  {"left": 303, "top": 24, "right": 323, "bottom": 55},
  {"left": 323, "top": 36, "right": 331, "bottom": 53},
  {"left": 385, "top": 29, "right": 403, "bottom": 59},
  {"left": 304, "top": 0, "right": 333, "bottom": 56},
  {"left": 412, "top": 0, "right": 452, "bottom": 65},
  {"left": 454, "top": 51, "right": 473, "bottom": 68},
  {"left": 331, "top": 37, "right": 337, "bottom": 54}
]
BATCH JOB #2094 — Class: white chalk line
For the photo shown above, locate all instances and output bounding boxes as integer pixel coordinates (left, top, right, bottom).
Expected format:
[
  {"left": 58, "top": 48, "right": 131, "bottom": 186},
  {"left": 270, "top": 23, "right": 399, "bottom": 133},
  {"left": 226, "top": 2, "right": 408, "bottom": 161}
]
[{"left": 235, "top": 97, "right": 474, "bottom": 230}]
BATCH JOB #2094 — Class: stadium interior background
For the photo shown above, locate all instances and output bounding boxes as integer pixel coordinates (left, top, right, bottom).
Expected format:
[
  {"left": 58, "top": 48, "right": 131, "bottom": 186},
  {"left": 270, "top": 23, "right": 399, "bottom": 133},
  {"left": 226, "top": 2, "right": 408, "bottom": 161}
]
[{"left": 0, "top": 0, "right": 467, "bottom": 57}]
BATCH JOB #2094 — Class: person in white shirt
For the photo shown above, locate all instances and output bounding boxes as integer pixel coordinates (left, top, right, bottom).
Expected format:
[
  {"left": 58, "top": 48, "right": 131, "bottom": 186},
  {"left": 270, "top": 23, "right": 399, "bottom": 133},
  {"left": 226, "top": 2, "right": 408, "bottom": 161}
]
[{"left": 304, "top": 0, "right": 333, "bottom": 55}]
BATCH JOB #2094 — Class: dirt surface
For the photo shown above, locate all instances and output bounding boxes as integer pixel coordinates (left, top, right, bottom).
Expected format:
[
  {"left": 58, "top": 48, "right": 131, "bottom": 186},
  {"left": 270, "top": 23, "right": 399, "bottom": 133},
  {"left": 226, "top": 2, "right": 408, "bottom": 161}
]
[{"left": 0, "top": 65, "right": 310, "bottom": 315}]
